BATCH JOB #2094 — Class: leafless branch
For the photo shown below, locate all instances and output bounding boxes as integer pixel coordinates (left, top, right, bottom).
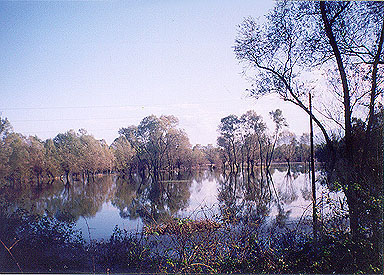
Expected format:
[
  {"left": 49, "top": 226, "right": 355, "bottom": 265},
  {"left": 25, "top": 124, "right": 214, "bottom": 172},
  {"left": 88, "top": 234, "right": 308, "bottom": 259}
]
[{"left": 0, "top": 238, "right": 23, "bottom": 273}]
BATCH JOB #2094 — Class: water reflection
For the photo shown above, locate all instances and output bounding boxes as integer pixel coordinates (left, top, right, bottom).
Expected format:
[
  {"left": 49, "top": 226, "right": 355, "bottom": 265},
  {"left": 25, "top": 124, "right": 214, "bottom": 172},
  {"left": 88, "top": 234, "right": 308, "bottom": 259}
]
[
  {"left": 111, "top": 176, "right": 138, "bottom": 219},
  {"left": 217, "top": 171, "right": 273, "bottom": 227},
  {"left": 0, "top": 176, "right": 114, "bottom": 223},
  {"left": 0, "top": 165, "right": 344, "bottom": 240}
]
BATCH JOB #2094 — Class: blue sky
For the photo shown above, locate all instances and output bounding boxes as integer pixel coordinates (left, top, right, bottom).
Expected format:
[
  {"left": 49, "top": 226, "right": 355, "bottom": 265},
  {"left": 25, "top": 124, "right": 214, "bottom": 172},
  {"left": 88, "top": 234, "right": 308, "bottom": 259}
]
[{"left": 0, "top": 0, "right": 309, "bottom": 145}]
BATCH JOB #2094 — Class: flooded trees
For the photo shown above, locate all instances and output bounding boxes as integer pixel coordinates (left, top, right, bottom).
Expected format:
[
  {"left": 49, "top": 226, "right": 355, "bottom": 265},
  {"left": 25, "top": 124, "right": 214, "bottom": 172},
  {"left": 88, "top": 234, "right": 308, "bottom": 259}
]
[
  {"left": 240, "top": 110, "right": 266, "bottom": 174},
  {"left": 52, "top": 130, "right": 114, "bottom": 182},
  {"left": 166, "top": 127, "right": 193, "bottom": 171},
  {"left": 217, "top": 110, "right": 293, "bottom": 175},
  {"left": 119, "top": 115, "right": 194, "bottom": 180},
  {"left": 265, "top": 109, "right": 288, "bottom": 170},
  {"left": 79, "top": 130, "right": 114, "bottom": 177},
  {"left": 276, "top": 131, "right": 297, "bottom": 175},
  {"left": 6, "top": 133, "right": 31, "bottom": 186},
  {"left": 217, "top": 115, "right": 241, "bottom": 173},
  {"left": 27, "top": 136, "right": 46, "bottom": 186},
  {"left": 110, "top": 136, "right": 136, "bottom": 175},
  {"left": 53, "top": 130, "right": 83, "bottom": 182},
  {"left": 1, "top": 129, "right": 56, "bottom": 187},
  {"left": 0, "top": 114, "right": 200, "bottom": 188}
]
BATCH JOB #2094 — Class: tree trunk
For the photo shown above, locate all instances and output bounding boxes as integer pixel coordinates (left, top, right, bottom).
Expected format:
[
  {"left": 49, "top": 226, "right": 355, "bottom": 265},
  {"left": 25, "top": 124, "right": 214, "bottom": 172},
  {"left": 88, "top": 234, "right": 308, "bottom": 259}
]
[
  {"left": 321, "top": 2, "right": 357, "bottom": 239},
  {"left": 286, "top": 158, "right": 291, "bottom": 175},
  {"left": 65, "top": 171, "right": 70, "bottom": 185},
  {"left": 365, "top": 18, "right": 384, "bottom": 143}
]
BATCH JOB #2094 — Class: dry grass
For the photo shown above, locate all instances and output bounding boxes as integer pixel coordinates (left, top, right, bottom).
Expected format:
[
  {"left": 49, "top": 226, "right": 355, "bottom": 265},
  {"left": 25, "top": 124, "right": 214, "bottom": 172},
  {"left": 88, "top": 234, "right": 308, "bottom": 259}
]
[{"left": 144, "top": 218, "right": 221, "bottom": 235}]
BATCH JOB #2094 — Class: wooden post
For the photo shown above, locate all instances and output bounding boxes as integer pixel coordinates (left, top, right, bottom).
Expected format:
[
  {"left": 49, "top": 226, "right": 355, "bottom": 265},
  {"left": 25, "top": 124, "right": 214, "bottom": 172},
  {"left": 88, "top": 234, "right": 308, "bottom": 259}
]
[{"left": 310, "top": 92, "right": 318, "bottom": 240}]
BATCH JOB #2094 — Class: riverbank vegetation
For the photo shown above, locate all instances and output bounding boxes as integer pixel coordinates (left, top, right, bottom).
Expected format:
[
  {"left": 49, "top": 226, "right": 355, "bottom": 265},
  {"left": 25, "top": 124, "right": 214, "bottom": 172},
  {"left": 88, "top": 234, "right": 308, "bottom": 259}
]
[{"left": 0, "top": 200, "right": 380, "bottom": 274}]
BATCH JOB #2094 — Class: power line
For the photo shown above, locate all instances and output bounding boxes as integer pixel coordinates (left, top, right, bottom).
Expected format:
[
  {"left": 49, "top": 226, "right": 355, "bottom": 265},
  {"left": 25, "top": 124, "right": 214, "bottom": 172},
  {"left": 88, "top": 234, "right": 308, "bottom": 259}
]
[
  {"left": 0, "top": 99, "right": 239, "bottom": 111},
  {"left": 11, "top": 116, "right": 142, "bottom": 123},
  {"left": 21, "top": 128, "right": 119, "bottom": 134},
  {"left": 1, "top": 105, "right": 141, "bottom": 111},
  {"left": 7, "top": 110, "right": 232, "bottom": 123}
]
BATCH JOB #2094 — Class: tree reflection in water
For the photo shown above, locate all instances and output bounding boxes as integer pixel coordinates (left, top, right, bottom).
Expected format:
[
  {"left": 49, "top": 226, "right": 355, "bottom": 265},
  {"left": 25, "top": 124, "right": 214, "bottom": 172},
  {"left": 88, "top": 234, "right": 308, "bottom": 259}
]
[
  {"left": 111, "top": 171, "right": 193, "bottom": 225},
  {"left": 0, "top": 165, "right": 342, "bottom": 240},
  {"left": 0, "top": 175, "right": 114, "bottom": 223}
]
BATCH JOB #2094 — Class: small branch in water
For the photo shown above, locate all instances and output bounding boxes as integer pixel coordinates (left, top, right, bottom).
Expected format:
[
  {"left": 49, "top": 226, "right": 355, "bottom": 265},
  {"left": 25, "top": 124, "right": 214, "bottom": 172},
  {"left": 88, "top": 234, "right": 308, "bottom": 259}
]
[
  {"left": 0, "top": 238, "right": 23, "bottom": 273},
  {"left": 83, "top": 217, "right": 96, "bottom": 275}
]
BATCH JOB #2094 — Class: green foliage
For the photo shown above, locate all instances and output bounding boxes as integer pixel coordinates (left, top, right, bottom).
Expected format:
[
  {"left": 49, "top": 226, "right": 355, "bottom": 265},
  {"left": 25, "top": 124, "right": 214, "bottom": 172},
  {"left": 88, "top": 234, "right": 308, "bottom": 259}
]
[
  {"left": 119, "top": 115, "right": 196, "bottom": 178},
  {"left": 316, "top": 108, "right": 383, "bottom": 245},
  {"left": 0, "top": 121, "right": 116, "bottom": 187},
  {"left": 0, "top": 209, "right": 87, "bottom": 273},
  {"left": 96, "top": 226, "right": 158, "bottom": 273},
  {"left": 217, "top": 109, "right": 309, "bottom": 173}
]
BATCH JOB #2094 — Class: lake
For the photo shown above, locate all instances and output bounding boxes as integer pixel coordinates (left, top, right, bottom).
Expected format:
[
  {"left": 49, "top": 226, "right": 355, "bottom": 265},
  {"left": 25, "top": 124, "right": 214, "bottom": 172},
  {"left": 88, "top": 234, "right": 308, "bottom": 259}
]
[{"left": 0, "top": 164, "right": 346, "bottom": 240}]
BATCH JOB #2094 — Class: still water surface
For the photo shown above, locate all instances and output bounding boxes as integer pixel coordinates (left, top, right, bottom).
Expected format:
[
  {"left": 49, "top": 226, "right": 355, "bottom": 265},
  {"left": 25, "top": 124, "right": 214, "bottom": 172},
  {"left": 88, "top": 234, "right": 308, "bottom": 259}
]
[{"left": 0, "top": 164, "right": 345, "bottom": 240}]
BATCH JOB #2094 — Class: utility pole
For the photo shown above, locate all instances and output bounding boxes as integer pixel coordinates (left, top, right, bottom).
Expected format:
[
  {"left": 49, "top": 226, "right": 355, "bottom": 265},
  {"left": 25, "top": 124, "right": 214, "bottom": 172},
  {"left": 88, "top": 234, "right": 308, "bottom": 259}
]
[{"left": 310, "top": 92, "right": 318, "bottom": 240}]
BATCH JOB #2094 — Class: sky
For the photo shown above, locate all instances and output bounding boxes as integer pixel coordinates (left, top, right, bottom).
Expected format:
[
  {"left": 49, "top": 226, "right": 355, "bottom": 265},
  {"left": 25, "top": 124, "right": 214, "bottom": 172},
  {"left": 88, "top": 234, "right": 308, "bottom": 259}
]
[{"left": 0, "top": 0, "right": 310, "bottom": 146}]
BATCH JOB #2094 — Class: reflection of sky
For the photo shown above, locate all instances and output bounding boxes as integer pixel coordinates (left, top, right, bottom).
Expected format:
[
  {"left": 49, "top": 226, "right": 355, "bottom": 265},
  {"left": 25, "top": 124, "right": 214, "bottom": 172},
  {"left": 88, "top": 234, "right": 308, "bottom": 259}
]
[
  {"left": 270, "top": 170, "right": 345, "bottom": 220},
  {"left": 271, "top": 172, "right": 312, "bottom": 218},
  {"left": 76, "top": 201, "right": 142, "bottom": 241},
  {"left": 179, "top": 176, "right": 220, "bottom": 219}
]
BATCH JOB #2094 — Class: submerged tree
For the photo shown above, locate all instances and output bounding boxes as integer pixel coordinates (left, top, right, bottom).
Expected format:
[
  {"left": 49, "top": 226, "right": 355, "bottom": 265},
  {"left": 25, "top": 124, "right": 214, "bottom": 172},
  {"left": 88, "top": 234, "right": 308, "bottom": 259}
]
[
  {"left": 110, "top": 136, "right": 136, "bottom": 175},
  {"left": 265, "top": 109, "right": 288, "bottom": 169},
  {"left": 240, "top": 110, "right": 266, "bottom": 173},
  {"left": 217, "top": 115, "right": 241, "bottom": 173},
  {"left": 217, "top": 110, "right": 294, "bottom": 175},
  {"left": 53, "top": 130, "right": 114, "bottom": 182},
  {"left": 119, "top": 115, "right": 193, "bottom": 180},
  {"left": 276, "top": 131, "right": 297, "bottom": 174}
]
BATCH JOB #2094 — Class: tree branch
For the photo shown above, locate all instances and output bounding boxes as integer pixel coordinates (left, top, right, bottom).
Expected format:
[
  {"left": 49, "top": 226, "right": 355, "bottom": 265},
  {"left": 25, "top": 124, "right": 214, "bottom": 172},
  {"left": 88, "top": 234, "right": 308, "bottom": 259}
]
[{"left": 366, "top": 17, "right": 384, "bottom": 135}]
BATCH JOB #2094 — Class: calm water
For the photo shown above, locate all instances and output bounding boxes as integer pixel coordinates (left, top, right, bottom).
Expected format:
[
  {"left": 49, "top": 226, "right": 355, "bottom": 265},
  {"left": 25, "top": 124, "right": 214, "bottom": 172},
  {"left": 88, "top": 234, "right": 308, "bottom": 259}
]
[{"left": 0, "top": 164, "right": 345, "bottom": 240}]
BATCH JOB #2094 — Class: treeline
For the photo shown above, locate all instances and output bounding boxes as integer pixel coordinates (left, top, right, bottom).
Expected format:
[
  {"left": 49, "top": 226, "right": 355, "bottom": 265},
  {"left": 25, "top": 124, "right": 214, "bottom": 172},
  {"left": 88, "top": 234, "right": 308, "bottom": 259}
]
[
  {"left": 0, "top": 115, "right": 205, "bottom": 186},
  {"left": 115, "top": 115, "right": 212, "bottom": 180},
  {"left": 0, "top": 110, "right": 310, "bottom": 186},
  {"left": 0, "top": 123, "right": 115, "bottom": 186},
  {"left": 217, "top": 109, "right": 310, "bottom": 174}
]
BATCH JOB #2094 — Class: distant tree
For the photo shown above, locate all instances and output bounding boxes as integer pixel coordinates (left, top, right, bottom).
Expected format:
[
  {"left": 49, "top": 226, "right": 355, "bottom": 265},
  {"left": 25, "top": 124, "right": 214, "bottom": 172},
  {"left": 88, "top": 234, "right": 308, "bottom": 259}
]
[
  {"left": 190, "top": 144, "right": 207, "bottom": 169},
  {"left": 298, "top": 133, "right": 310, "bottom": 164},
  {"left": 166, "top": 128, "right": 192, "bottom": 171},
  {"left": 44, "top": 139, "right": 61, "bottom": 179},
  {"left": 53, "top": 130, "right": 83, "bottom": 182},
  {"left": 203, "top": 144, "right": 221, "bottom": 167},
  {"left": 276, "top": 131, "right": 297, "bottom": 173},
  {"left": 78, "top": 131, "right": 114, "bottom": 176},
  {"left": 6, "top": 133, "right": 31, "bottom": 185},
  {"left": 111, "top": 136, "right": 135, "bottom": 174},
  {"left": 217, "top": 115, "right": 241, "bottom": 173},
  {"left": 27, "top": 136, "right": 46, "bottom": 186},
  {"left": 119, "top": 115, "right": 192, "bottom": 180},
  {"left": 240, "top": 110, "right": 266, "bottom": 172},
  {"left": 265, "top": 109, "right": 288, "bottom": 169}
]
